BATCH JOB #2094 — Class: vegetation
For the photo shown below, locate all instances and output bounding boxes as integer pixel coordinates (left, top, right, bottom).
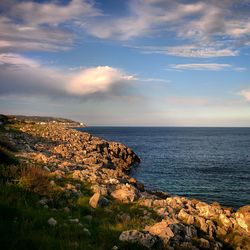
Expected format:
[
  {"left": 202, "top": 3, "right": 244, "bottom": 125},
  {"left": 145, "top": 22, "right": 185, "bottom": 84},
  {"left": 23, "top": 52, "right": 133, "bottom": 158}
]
[{"left": 0, "top": 120, "right": 159, "bottom": 250}]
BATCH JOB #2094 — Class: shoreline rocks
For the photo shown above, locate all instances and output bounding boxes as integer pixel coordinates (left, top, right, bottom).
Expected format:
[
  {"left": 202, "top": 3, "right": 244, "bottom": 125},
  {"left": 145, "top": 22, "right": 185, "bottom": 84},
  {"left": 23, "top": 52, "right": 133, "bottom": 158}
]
[{"left": 4, "top": 120, "right": 250, "bottom": 249}]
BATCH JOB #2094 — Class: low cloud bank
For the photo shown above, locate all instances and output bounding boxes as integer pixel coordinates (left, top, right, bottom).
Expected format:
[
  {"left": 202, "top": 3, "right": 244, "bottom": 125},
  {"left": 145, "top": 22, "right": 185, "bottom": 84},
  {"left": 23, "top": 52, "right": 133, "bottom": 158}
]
[{"left": 0, "top": 53, "right": 135, "bottom": 99}]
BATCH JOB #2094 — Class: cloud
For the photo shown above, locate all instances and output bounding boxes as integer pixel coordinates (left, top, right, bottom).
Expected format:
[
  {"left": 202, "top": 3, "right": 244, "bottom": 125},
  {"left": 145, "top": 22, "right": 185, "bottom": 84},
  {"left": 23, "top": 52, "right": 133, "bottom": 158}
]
[
  {"left": 0, "top": 53, "right": 135, "bottom": 99},
  {"left": 1, "top": 0, "right": 250, "bottom": 56},
  {"left": 67, "top": 66, "right": 135, "bottom": 95},
  {"left": 129, "top": 44, "right": 238, "bottom": 58},
  {"left": 0, "top": 0, "right": 99, "bottom": 52},
  {"left": 84, "top": 0, "right": 250, "bottom": 42},
  {"left": 83, "top": 0, "right": 207, "bottom": 40},
  {"left": 169, "top": 63, "right": 232, "bottom": 71},
  {"left": 0, "top": 53, "right": 39, "bottom": 68},
  {"left": 83, "top": 0, "right": 249, "bottom": 58},
  {"left": 239, "top": 90, "right": 250, "bottom": 102},
  {"left": 11, "top": 0, "right": 99, "bottom": 26}
]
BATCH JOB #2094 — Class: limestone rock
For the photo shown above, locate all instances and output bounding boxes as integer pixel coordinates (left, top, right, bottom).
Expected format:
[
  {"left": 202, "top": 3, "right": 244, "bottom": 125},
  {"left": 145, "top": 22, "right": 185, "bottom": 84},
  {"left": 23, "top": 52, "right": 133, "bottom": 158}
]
[
  {"left": 111, "top": 184, "right": 139, "bottom": 203},
  {"left": 48, "top": 217, "right": 57, "bottom": 226},
  {"left": 89, "top": 192, "right": 109, "bottom": 208},
  {"left": 145, "top": 220, "right": 174, "bottom": 244},
  {"left": 178, "top": 209, "right": 194, "bottom": 225},
  {"left": 119, "top": 230, "right": 162, "bottom": 249},
  {"left": 235, "top": 205, "right": 250, "bottom": 233}
]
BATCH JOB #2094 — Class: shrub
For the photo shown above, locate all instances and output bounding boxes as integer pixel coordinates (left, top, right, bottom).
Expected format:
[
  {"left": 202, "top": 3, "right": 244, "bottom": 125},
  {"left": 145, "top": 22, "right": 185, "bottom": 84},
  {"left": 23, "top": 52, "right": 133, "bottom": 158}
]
[{"left": 19, "top": 166, "right": 51, "bottom": 196}]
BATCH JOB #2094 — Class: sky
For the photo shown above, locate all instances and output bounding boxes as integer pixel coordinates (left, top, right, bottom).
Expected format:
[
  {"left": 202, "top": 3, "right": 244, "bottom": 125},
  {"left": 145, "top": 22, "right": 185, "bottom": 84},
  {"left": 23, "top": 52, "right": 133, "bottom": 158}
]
[{"left": 0, "top": 0, "right": 250, "bottom": 126}]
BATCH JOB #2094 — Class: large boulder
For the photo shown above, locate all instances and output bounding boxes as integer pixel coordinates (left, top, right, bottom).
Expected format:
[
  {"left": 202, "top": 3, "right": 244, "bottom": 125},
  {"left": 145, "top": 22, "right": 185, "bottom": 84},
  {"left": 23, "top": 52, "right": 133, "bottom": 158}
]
[
  {"left": 144, "top": 220, "right": 174, "bottom": 245},
  {"left": 89, "top": 192, "right": 109, "bottom": 208},
  {"left": 119, "top": 230, "right": 162, "bottom": 249},
  {"left": 235, "top": 205, "right": 250, "bottom": 233},
  {"left": 111, "top": 184, "right": 139, "bottom": 203}
]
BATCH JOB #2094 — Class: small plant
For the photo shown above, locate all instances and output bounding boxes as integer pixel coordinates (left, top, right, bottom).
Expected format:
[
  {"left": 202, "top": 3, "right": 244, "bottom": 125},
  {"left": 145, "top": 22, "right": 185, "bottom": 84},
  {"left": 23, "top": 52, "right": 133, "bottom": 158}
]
[{"left": 19, "top": 166, "right": 51, "bottom": 196}]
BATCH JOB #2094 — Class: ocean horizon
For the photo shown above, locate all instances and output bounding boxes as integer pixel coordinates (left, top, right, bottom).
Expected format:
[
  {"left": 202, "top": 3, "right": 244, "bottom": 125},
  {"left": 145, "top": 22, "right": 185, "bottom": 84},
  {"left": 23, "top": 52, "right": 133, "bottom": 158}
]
[{"left": 79, "top": 126, "right": 250, "bottom": 209}]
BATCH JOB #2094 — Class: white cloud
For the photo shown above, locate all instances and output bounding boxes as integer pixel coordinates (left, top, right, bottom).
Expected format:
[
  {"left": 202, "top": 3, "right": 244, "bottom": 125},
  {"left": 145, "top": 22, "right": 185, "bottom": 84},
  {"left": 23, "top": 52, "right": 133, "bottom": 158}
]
[
  {"left": 0, "top": 0, "right": 99, "bottom": 52},
  {"left": 169, "top": 63, "right": 232, "bottom": 71},
  {"left": 131, "top": 44, "right": 238, "bottom": 58},
  {"left": 83, "top": 0, "right": 250, "bottom": 58},
  {"left": 239, "top": 90, "right": 250, "bottom": 102},
  {"left": 0, "top": 53, "right": 135, "bottom": 98},
  {"left": 12, "top": 0, "right": 100, "bottom": 26},
  {"left": 0, "top": 53, "right": 39, "bottom": 68},
  {"left": 67, "top": 66, "right": 135, "bottom": 95},
  {"left": 1, "top": 0, "right": 250, "bottom": 56}
]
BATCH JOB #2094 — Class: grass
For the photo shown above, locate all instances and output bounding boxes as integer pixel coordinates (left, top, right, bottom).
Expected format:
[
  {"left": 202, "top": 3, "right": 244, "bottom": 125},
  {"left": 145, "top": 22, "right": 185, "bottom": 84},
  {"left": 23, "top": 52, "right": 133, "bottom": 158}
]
[
  {"left": 0, "top": 122, "right": 160, "bottom": 250},
  {"left": 0, "top": 181, "right": 157, "bottom": 250}
]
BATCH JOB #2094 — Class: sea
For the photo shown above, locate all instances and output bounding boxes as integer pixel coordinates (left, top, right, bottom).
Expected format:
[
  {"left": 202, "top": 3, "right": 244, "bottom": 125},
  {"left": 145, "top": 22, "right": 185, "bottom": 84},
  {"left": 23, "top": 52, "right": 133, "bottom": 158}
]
[{"left": 78, "top": 127, "right": 250, "bottom": 209}]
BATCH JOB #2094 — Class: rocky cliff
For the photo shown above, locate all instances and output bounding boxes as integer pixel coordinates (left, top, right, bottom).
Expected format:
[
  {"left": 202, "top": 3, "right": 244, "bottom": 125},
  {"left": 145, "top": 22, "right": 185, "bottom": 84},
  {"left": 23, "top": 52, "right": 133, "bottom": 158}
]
[{"left": 1, "top": 116, "right": 250, "bottom": 250}]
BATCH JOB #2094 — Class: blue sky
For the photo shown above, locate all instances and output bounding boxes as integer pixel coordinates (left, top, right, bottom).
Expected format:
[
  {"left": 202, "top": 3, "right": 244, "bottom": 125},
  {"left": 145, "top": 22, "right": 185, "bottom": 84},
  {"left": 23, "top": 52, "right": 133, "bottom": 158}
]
[{"left": 0, "top": 0, "right": 250, "bottom": 126}]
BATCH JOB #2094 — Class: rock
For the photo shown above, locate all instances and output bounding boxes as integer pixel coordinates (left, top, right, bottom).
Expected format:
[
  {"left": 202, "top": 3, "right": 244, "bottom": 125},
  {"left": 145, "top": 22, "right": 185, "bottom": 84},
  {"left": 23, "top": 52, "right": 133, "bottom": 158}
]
[
  {"left": 64, "top": 207, "right": 70, "bottom": 213},
  {"left": 119, "top": 230, "right": 162, "bottom": 249},
  {"left": 48, "top": 217, "right": 57, "bottom": 226},
  {"left": 194, "top": 215, "right": 208, "bottom": 233},
  {"left": 89, "top": 192, "right": 109, "bottom": 208},
  {"left": 91, "top": 184, "right": 108, "bottom": 196},
  {"left": 219, "top": 213, "right": 232, "bottom": 228},
  {"left": 83, "top": 228, "right": 91, "bottom": 236},
  {"left": 185, "top": 225, "right": 197, "bottom": 238},
  {"left": 153, "top": 199, "right": 167, "bottom": 207},
  {"left": 111, "top": 184, "right": 139, "bottom": 203},
  {"left": 69, "top": 218, "right": 79, "bottom": 223},
  {"left": 235, "top": 205, "right": 250, "bottom": 233},
  {"left": 178, "top": 209, "right": 194, "bottom": 225},
  {"left": 138, "top": 198, "right": 153, "bottom": 208},
  {"left": 38, "top": 197, "right": 49, "bottom": 206},
  {"left": 43, "top": 166, "right": 51, "bottom": 172},
  {"left": 196, "top": 202, "right": 222, "bottom": 220},
  {"left": 216, "top": 226, "right": 227, "bottom": 237},
  {"left": 199, "top": 238, "right": 210, "bottom": 249},
  {"left": 118, "top": 213, "right": 131, "bottom": 222},
  {"left": 145, "top": 220, "right": 174, "bottom": 244}
]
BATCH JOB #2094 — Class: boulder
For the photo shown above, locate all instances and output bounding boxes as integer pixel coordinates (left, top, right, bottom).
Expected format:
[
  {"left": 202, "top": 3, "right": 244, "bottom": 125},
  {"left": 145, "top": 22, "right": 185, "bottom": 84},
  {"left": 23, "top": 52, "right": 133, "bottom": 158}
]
[
  {"left": 119, "top": 230, "right": 162, "bottom": 249},
  {"left": 91, "top": 184, "right": 108, "bottom": 196},
  {"left": 48, "top": 217, "right": 57, "bottom": 226},
  {"left": 194, "top": 215, "right": 208, "bottom": 233},
  {"left": 111, "top": 184, "right": 139, "bottom": 203},
  {"left": 199, "top": 238, "right": 210, "bottom": 249},
  {"left": 219, "top": 213, "right": 232, "bottom": 228},
  {"left": 235, "top": 205, "right": 250, "bottom": 233},
  {"left": 178, "top": 209, "right": 194, "bottom": 225},
  {"left": 89, "top": 192, "right": 109, "bottom": 208},
  {"left": 145, "top": 220, "right": 174, "bottom": 244},
  {"left": 196, "top": 202, "right": 222, "bottom": 219}
]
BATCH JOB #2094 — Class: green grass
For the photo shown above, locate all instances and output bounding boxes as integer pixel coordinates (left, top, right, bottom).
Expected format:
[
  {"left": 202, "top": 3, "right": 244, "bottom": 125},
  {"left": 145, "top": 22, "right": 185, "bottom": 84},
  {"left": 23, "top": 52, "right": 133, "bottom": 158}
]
[
  {"left": 0, "top": 181, "right": 158, "bottom": 250},
  {"left": 0, "top": 121, "right": 160, "bottom": 250}
]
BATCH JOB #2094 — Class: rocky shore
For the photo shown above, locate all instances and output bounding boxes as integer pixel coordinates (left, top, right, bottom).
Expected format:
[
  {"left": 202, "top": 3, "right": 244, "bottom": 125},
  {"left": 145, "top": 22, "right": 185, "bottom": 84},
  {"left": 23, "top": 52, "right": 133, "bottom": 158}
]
[{"left": 1, "top": 117, "right": 250, "bottom": 249}]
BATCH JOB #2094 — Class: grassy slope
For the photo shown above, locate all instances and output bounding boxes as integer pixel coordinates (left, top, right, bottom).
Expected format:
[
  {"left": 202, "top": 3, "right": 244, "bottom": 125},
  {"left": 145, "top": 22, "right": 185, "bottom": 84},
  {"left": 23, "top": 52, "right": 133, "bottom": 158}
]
[{"left": 0, "top": 122, "right": 159, "bottom": 250}]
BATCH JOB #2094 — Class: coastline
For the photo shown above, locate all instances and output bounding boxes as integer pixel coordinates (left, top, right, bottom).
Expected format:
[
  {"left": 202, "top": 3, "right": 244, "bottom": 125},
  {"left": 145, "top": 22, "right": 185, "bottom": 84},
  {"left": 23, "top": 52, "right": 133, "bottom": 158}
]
[{"left": 0, "top": 115, "right": 249, "bottom": 249}]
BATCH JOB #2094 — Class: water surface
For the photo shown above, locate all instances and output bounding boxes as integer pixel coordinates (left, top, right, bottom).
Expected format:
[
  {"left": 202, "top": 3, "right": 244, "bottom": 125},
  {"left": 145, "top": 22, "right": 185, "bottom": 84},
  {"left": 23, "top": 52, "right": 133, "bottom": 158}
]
[{"left": 79, "top": 127, "right": 250, "bottom": 208}]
